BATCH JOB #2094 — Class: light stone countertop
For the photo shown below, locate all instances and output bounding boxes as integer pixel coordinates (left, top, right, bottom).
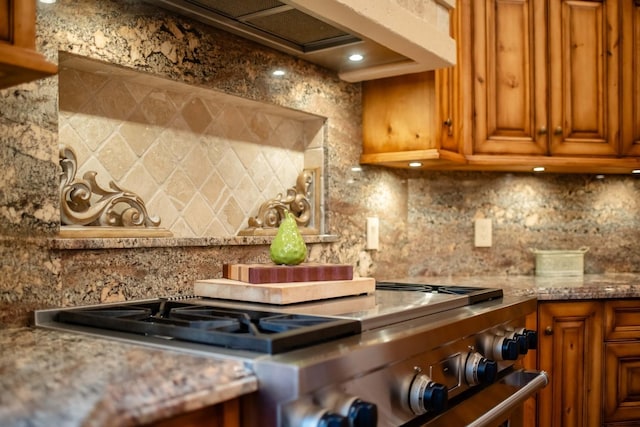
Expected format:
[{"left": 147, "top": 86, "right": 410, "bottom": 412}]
[
  {"left": 398, "top": 273, "right": 640, "bottom": 300},
  {"left": 2, "top": 273, "right": 640, "bottom": 427},
  {"left": 0, "top": 328, "right": 258, "bottom": 427}
]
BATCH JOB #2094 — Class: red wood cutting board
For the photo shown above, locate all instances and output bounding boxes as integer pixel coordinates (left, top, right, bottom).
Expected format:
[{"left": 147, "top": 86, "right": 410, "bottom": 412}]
[
  {"left": 222, "top": 263, "right": 353, "bottom": 284},
  {"left": 193, "top": 277, "right": 375, "bottom": 305}
]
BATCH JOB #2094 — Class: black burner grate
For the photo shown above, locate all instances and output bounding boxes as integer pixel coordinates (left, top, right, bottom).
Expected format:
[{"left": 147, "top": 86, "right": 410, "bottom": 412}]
[
  {"left": 56, "top": 300, "right": 361, "bottom": 354},
  {"left": 375, "top": 283, "right": 503, "bottom": 304}
]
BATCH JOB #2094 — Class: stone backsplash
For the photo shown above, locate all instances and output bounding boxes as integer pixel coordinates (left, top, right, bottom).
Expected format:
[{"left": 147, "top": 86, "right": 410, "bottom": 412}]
[{"left": 1, "top": 0, "right": 640, "bottom": 328}]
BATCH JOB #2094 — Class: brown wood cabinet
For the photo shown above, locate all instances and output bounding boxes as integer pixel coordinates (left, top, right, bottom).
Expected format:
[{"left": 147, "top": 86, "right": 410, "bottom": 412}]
[
  {"left": 537, "top": 301, "right": 604, "bottom": 427},
  {"left": 604, "top": 300, "right": 640, "bottom": 424},
  {"left": 621, "top": 0, "right": 640, "bottom": 157},
  {"left": 0, "top": 0, "right": 57, "bottom": 89},
  {"left": 360, "top": 0, "right": 640, "bottom": 174},
  {"left": 533, "top": 299, "right": 640, "bottom": 426},
  {"left": 473, "top": 0, "right": 619, "bottom": 158}
]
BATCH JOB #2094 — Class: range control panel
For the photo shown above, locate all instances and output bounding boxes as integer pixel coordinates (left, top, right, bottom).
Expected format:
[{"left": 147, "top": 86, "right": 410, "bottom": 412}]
[{"left": 282, "top": 319, "right": 537, "bottom": 427}]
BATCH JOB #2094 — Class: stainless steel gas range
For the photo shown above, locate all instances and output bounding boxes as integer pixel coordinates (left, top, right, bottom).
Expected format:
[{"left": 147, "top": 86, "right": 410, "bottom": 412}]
[{"left": 34, "top": 280, "right": 547, "bottom": 427}]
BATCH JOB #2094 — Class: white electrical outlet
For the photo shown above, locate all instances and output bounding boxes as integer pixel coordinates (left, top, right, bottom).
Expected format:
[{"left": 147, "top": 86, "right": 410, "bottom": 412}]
[
  {"left": 366, "top": 217, "right": 379, "bottom": 250},
  {"left": 474, "top": 218, "right": 492, "bottom": 247}
]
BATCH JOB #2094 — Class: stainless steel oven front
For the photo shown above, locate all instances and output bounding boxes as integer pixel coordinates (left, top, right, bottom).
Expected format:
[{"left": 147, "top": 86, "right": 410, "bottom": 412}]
[{"left": 242, "top": 296, "right": 547, "bottom": 427}]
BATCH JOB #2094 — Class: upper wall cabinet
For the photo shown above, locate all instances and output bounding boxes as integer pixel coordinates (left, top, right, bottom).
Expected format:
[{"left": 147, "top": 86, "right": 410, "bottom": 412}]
[
  {"left": 621, "top": 0, "right": 640, "bottom": 156},
  {"left": 361, "top": 0, "right": 640, "bottom": 174},
  {"left": 0, "top": 0, "right": 57, "bottom": 89}
]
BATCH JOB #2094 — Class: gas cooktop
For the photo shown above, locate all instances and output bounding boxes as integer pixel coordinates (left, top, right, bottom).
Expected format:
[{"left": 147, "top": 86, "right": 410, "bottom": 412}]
[
  {"left": 53, "top": 299, "right": 361, "bottom": 354},
  {"left": 36, "top": 282, "right": 503, "bottom": 355}
]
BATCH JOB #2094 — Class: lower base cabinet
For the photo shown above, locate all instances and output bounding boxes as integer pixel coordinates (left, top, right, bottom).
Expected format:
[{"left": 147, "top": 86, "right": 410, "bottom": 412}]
[
  {"left": 530, "top": 299, "right": 640, "bottom": 426},
  {"left": 604, "top": 300, "right": 640, "bottom": 424},
  {"left": 537, "top": 301, "right": 604, "bottom": 427}
]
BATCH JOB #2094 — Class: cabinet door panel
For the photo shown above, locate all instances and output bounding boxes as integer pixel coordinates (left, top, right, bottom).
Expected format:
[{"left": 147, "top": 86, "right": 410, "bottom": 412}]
[
  {"left": 604, "top": 342, "right": 640, "bottom": 423},
  {"left": 548, "top": 0, "right": 619, "bottom": 156},
  {"left": 605, "top": 300, "right": 640, "bottom": 340},
  {"left": 473, "top": 0, "right": 547, "bottom": 155},
  {"left": 437, "top": 1, "right": 469, "bottom": 154},
  {"left": 362, "top": 72, "right": 436, "bottom": 154},
  {"left": 621, "top": 0, "right": 640, "bottom": 156},
  {"left": 538, "top": 301, "right": 603, "bottom": 427},
  {"left": 0, "top": 0, "right": 10, "bottom": 43}
]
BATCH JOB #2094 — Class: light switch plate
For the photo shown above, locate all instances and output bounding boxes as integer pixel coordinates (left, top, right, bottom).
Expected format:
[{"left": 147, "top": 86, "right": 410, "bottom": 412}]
[
  {"left": 366, "top": 217, "right": 379, "bottom": 250},
  {"left": 474, "top": 218, "right": 492, "bottom": 247}
]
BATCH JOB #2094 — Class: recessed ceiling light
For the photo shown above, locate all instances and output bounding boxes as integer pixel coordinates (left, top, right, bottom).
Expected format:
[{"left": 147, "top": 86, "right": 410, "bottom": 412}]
[
  {"left": 408, "top": 162, "right": 422, "bottom": 168},
  {"left": 632, "top": 169, "right": 640, "bottom": 174},
  {"left": 595, "top": 174, "right": 605, "bottom": 180},
  {"left": 272, "top": 69, "right": 285, "bottom": 76},
  {"left": 532, "top": 166, "right": 545, "bottom": 172},
  {"left": 349, "top": 54, "right": 364, "bottom": 62},
  {"left": 351, "top": 166, "right": 362, "bottom": 172},
  {"left": 39, "top": 0, "right": 56, "bottom": 3}
]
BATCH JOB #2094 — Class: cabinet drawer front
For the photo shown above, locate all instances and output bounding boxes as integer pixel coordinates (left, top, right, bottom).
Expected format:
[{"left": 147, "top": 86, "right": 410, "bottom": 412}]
[
  {"left": 604, "top": 342, "right": 640, "bottom": 422},
  {"left": 605, "top": 300, "right": 640, "bottom": 341}
]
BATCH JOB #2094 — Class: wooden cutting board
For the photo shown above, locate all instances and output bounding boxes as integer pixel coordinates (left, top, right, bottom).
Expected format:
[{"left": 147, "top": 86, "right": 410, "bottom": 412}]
[
  {"left": 193, "top": 277, "right": 375, "bottom": 305},
  {"left": 222, "top": 263, "right": 353, "bottom": 284}
]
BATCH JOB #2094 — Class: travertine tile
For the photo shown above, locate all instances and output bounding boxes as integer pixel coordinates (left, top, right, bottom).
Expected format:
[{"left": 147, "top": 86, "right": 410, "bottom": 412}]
[
  {"left": 156, "top": 118, "right": 196, "bottom": 162},
  {"left": 247, "top": 153, "right": 272, "bottom": 192},
  {"left": 118, "top": 120, "right": 162, "bottom": 156},
  {"left": 181, "top": 98, "right": 211, "bottom": 134},
  {"left": 168, "top": 217, "right": 195, "bottom": 238},
  {"left": 138, "top": 90, "right": 178, "bottom": 126},
  {"left": 68, "top": 112, "right": 113, "bottom": 151},
  {"left": 234, "top": 175, "right": 262, "bottom": 214},
  {"left": 146, "top": 191, "right": 180, "bottom": 229},
  {"left": 232, "top": 140, "right": 262, "bottom": 169},
  {"left": 165, "top": 168, "right": 196, "bottom": 209},
  {"left": 142, "top": 141, "right": 178, "bottom": 184},
  {"left": 121, "top": 163, "right": 160, "bottom": 204},
  {"left": 58, "top": 69, "right": 93, "bottom": 112},
  {"left": 182, "top": 193, "right": 214, "bottom": 236},
  {"left": 97, "top": 133, "right": 138, "bottom": 181},
  {"left": 219, "top": 196, "right": 245, "bottom": 234},
  {"left": 218, "top": 149, "right": 247, "bottom": 189},
  {"left": 58, "top": 56, "right": 321, "bottom": 237},
  {"left": 182, "top": 144, "right": 213, "bottom": 188},
  {"left": 201, "top": 172, "right": 226, "bottom": 207},
  {"left": 97, "top": 79, "right": 138, "bottom": 121}
]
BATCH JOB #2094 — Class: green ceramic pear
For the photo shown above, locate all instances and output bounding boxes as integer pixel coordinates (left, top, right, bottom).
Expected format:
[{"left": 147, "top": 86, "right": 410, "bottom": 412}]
[{"left": 269, "top": 211, "right": 307, "bottom": 265}]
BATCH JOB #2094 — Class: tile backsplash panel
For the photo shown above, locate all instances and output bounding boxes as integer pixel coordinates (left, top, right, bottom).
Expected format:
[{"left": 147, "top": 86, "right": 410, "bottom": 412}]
[{"left": 58, "top": 55, "right": 325, "bottom": 237}]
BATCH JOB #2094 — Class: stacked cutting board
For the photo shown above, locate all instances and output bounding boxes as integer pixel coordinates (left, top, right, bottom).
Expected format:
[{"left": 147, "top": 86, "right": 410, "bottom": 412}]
[{"left": 194, "top": 263, "right": 375, "bottom": 304}]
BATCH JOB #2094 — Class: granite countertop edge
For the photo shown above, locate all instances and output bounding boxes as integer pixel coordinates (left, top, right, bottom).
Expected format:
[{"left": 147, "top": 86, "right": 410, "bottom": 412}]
[
  {"left": 405, "top": 273, "right": 640, "bottom": 300},
  {"left": 0, "top": 328, "right": 258, "bottom": 427}
]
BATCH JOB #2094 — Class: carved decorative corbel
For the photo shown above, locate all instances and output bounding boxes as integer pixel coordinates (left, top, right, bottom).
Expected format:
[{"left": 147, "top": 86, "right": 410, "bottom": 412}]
[
  {"left": 59, "top": 145, "right": 170, "bottom": 236},
  {"left": 239, "top": 169, "right": 320, "bottom": 236}
]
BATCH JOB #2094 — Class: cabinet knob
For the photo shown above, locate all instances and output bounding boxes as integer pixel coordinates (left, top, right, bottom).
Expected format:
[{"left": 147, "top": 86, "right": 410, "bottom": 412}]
[
  {"left": 554, "top": 126, "right": 563, "bottom": 135},
  {"left": 443, "top": 118, "right": 452, "bottom": 127},
  {"left": 544, "top": 326, "right": 553, "bottom": 335},
  {"left": 538, "top": 126, "right": 547, "bottom": 135}
]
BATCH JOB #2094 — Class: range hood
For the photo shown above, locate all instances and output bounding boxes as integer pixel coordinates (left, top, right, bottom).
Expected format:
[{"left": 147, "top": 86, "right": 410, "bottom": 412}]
[{"left": 150, "top": 0, "right": 456, "bottom": 82}]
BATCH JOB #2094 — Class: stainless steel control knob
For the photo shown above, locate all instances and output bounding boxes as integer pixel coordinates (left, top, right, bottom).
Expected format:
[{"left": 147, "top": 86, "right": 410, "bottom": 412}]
[
  {"left": 505, "top": 331, "right": 529, "bottom": 355},
  {"left": 464, "top": 351, "right": 498, "bottom": 386},
  {"left": 481, "top": 333, "right": 519, "bottom": 361},
  {"left": 316, "top": 389, "right": 378, "bottom": 427},
  {"left": 319, "top": 412, "right": 350, "bottom": 427},
  {"left": 408, "top": 373, "right": 448, "bottom": 415},
  {"left": 515, "top": 328, "right": 538, "bottom": 350},
  {"left": 284, "top": 399, "right": 350, "bottom": 427}
]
